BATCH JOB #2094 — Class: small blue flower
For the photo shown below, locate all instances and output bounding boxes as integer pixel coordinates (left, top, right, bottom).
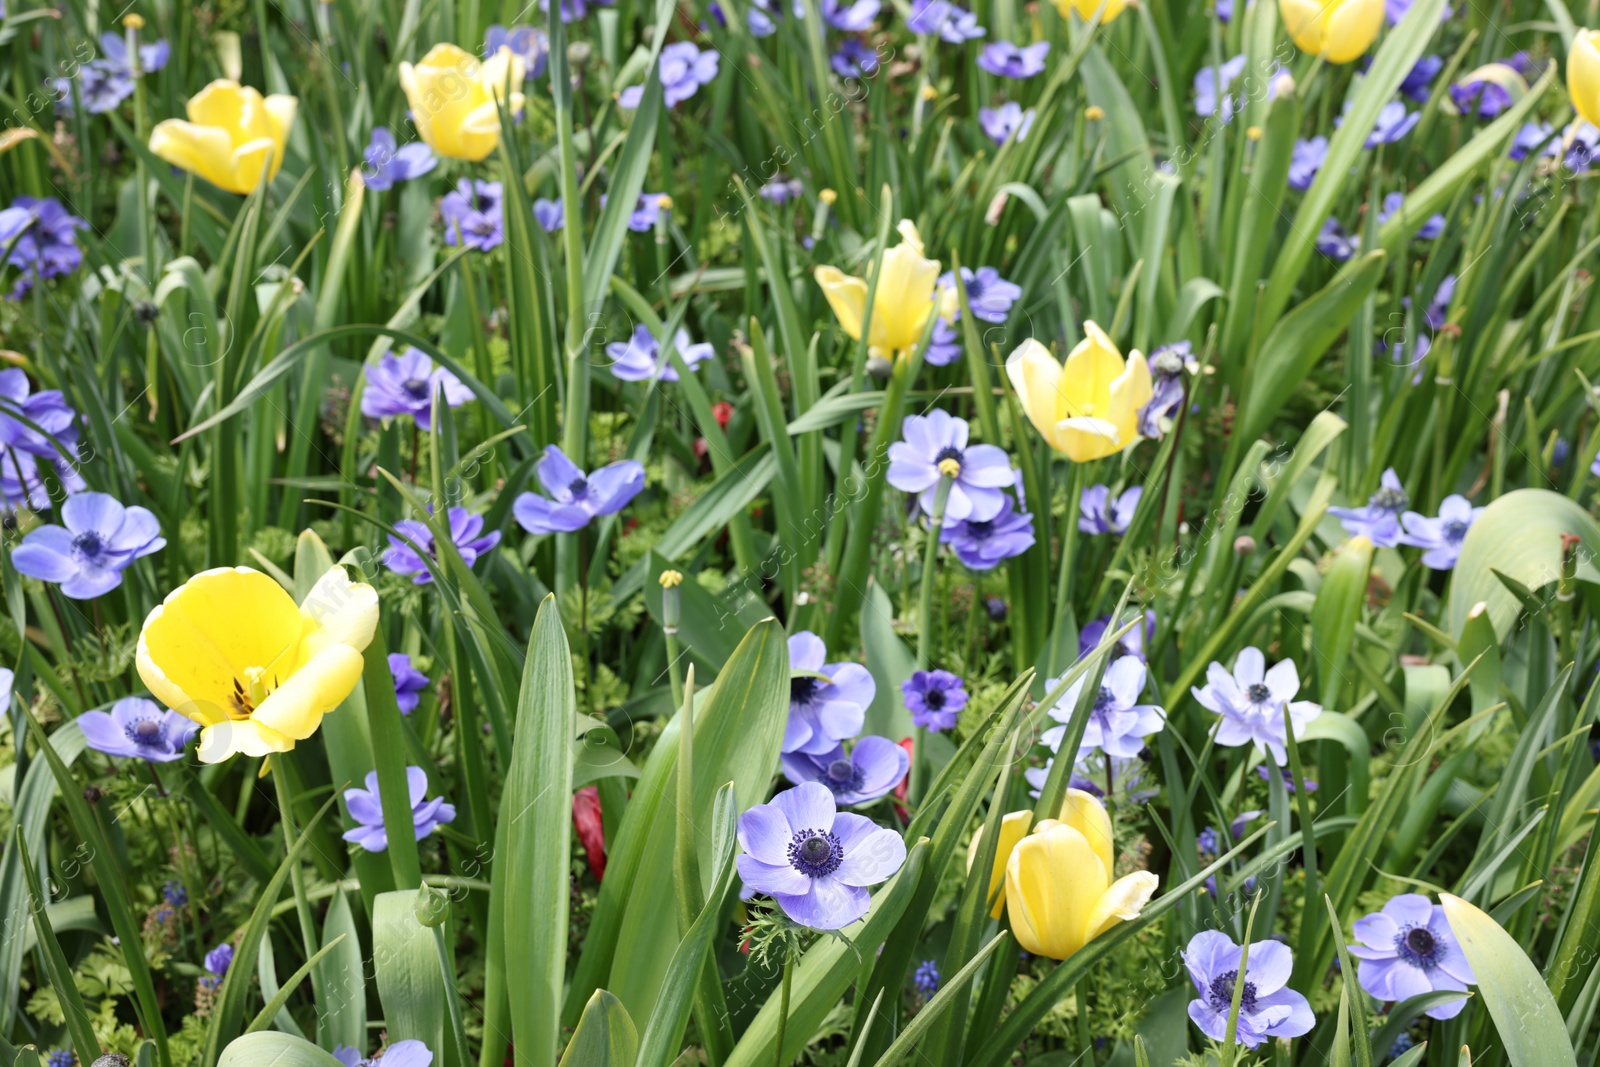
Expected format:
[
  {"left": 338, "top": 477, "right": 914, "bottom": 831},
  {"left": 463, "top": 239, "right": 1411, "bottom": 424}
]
[
  {"left": 1350, "top": 894, "right": 1474, "bottom": 1020},
  {"left": 821, "top": 0, "right": 880, "bottom": 31},
  {"left": 832, "top": 39, "right": 880, "bottom": 78},
  {"left": 978, "top": 102, "right": 1033, "bottom": 145},
  {"left": 384, "top": 506, "right": 501, "bottom": 585},
  {"left": 913, "top": 959, "right": 941, "bottom": 996},
  {"left": 164, "top": 881, "right": 188, "bottom": 907},
  {"left": 0, "top": 197, "right": 88, "bottom": 298},
  {"left": 360, "top": 348, "right": 474, "bottom": 428},
  {"left": 976, "top": 40, "right": 1049, "bottom": 79},
  {"left": 533, "top": 197, "right": 564, "bottom": 233},
  {"left": 46, "top": 1050, "right": 74, "bottom": 1067},
  {"left": 908, "top": 0, "right": 984, "bottom": 41},
  {"left": 781, "top": 735, "right": 908, "bottom": 806},
  {"left": 1329, "top": 467, "right": 1408, "bottom": 545},
  {"left": 512, "top": 445, "right": 646, "bottom": 534},
  {"left": 1139, "top": 343, "right": 1194, "bottom": 438},
  {"left": 1196, "top": 826, "right": 1219, "bottom": 854},
  {"left": 440, "top": 179, "right": 504, "bottom": 251},
  {"left": 1041, "top": 656, "right": 1164, "bottom": 761},
  {"left": 936, "top": 266, "right": 1021, "bottom": 325},
  {"left": 12, "top": 492, "right": 165, "bottom": 599},
  {"left": 1288, "top": 136, "right": 1328, "bottom": 191},
  {"left": 205, "top": 942, "right": 235, "bottom": 977},
  {"left": 333, "top": 1039, "right": 435, "bottom": 1067},
  {"left": 1078, "top": 484, "right": 1141, "bottom": 535},
  {"left": 1399, "top": 54, "right": 1442, "bottom": 101},
  {"left": 941, "top": 496, "right": 1035, "bottom": 570},
  {"left": 1182, "top": 931, "right": 1314, "bottom": 1048},
  {"left": 389, "top": 653, "right": 430, "bottom": 714},
  {"left": 759, "top": 174, "right": 805, "bottom": 204},
  {"left": 1316, "top": 217, "right": 1359, "bottom": 262},
  {"left": 485, "top": 24, "right": 549, "bottom": 79},
  {"left": 902, "top": 670, "right": 968, "bottom": 732},
  {"left": 78, "top": 698, "right": 197, "bottom": 762},
  {"left": 1375, "top": 191, "right": 1445, "bottom": 240},
  {"left": 604, "top": 323, "right": 714, "bottom": 382},
  {"left": 1399, "top": 494, "right": 1483, "bottom": 570},
  {"left": 342, "top": 767, "right": 457, "bottom": 853},
  {"left": 361, "top": 128, "right": 436, "bottom": 192},
  {"left": 619, "top": 42, "right": 719, "bottom": 109}
]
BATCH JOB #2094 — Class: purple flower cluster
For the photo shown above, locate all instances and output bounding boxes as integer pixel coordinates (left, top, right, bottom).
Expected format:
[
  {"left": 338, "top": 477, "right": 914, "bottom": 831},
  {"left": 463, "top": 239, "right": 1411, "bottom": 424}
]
[
  {"left": 342, "top": 766, "right": 457, "bottom": 853},
  {"left": 485, "top": 24, "right": 549, "bottom": 79},
  {"left": 384, "top": 506, "right": 501, "bottom": 584},
  {"left": 619, "top": 42, "right": 719, "bottom": 109},
  {"left": 54, "top": 32, "right": 171, "bottom": 115},
  {"left": 0, "top": 197, "right": 88, "bottom": 299},
  {"left": 13, "top": 492, "right": 165, "bottom": 599},
  {"left": 512, "top": 445, "right": 646, "bottom": 534}
]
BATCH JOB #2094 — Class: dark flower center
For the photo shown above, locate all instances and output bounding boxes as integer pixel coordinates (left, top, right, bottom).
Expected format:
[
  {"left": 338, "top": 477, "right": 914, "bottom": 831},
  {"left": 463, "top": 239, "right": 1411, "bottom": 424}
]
[
  {"left": 933, "top": 445, "right": 964, "bottom": 473},
  {"left": 1396, "top": 925, "right": 1440, "bottom": 968},
  {"left": 1442, "top": 519, "right": 1469, "bottom": 543},
  {"left": 1246, "top": 683, "right": 1272, "bottom": 704},
  {"left": 568, "top": 476, "right": 589, "bottom": 498},
  {"left": 1092, "top": 686, "right": 1116, "bottom": 713},
  {"left": 964, "top": 519, "right": 994, "bottom": 540},
  {"left": 787, "top": 828, "right": 843, "bottom": 878},
  {"left": 826, "top": 758, "right": 854, "bottom": 783},
  {"left": 402, "top": 377, "right": 430, "bottom": 398},
  {"left": 1207, "top": 970, "right": 1259, "bottom": 1014},
  {"left": 125, "top": 717, "right": 164, "bottom": 745},
  {"left": 468, "top": 215, "right": 497, "bottom": 236},
  {"left": 72, "top": 531, "right": 103, "bottom": 557},
  {"left": 1371, "top": 486, "right": 1409, "bottom": 512},
  {"left": 923, "top": 686, "right": 946, "bottom": 710},
  {"left": 791, "top": 676, "right": 820, "bottom": 704}
]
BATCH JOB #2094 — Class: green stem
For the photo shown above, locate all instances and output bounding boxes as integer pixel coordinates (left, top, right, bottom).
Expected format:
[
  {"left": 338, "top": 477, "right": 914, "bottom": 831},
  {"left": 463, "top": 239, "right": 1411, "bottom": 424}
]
[
  {"left": 910, "top": 474, "right": 954, "bottom": 805},
  {"left": 774, "top": 937, "right": 796, "bottom": 1067}
]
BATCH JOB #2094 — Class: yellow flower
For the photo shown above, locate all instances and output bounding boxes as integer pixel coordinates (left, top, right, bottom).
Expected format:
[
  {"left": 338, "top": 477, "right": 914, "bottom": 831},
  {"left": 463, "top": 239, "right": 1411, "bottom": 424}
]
[
  {"left": 149, "top": 81, "right": 297, "bottom": 195},
  {"left": 966, "top": 810, "right": 1035, "bottom": 919},
  {"left": 1004, "top": 789, "right": 1158, "bottom": 960},
  {"left": 399, "top": 43, "right": 526, "bottom": 162},
  {"left": 814, "top": 221, "right": 953, "bottom": 359},
  {"left": 1279, "top": 0, "right": 1383, "bottom": 64},
  {"left": 1005, "top": 323, "right": 1152, "bottom": 462},
  {"left": 1571, "top": 29, "right": 1600, "bottom": 129},
  {"left": 136, "top": 566, "right": 379, "bottom": 763},
  {"left": 1054, "top": 0, "right": 1128, "bottom": 24}
]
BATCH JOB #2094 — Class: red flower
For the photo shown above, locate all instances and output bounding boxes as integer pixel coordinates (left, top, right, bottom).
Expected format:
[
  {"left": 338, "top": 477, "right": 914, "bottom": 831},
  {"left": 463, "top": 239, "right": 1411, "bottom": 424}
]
[
  {"left": 573, "top": 786, "right": 607, "bottom": 881},
  {"left": 892, "top": 737, "right": 915, "bottom": 820},
  {"left": 712, "top": 400, "right": 734, "bottom": 429}
]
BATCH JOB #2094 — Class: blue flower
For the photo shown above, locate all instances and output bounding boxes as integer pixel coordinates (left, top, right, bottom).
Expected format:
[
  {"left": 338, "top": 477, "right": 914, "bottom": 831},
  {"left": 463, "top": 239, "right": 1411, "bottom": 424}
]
[
  {"left": 976, "top": 40, "right": 1049, "bottom": 79},
  {"left": 1077, "top": 611, "right": 1155, "bottom": 663},
  {"left": 887, "top": 410, "right": 1014, "bottom": 522},
  {"left": 361, "top": 128, "right": 436, "bottom": 191},
  {"left": 760, "top": 174, "right": 805, "bottom": 204},
  {"left": 1256, "top": 765, "right": 1316, "bottom": 792},
  {"left": 941, "top": 495, "right": 1036, "bottom": 570},
  {"left": 1138, "top": 342, "right": 1195, "bottom": 438},
  {"left": 205, "top": 942, "right": 235, "bottom": 978},
  {"left": 389, "top": 653, "right": 430, "bottom": 714},
  {"left": 1563, "top": 120, "right": 1599, "bottom": 173},
  {"left": 1385, "top": 0, "right": 1452, "bottom": 23},
  {"left": 908, "top": 0, "right": 984, "bottom": 42},
  {"left": 902, "top": 670, "right": 968, "bottom": 732},
  {"left": 342, "top": 766, "right": 457, "bottom": 853},
  {"left": 0, "top": 196, "right": 88, "bottom": 298},
  {"left": 1288, "top": 136, "right": 1328, "bottom": 191},
  {"left": 1328, "top": 467, "right": 1408, "bottom": 546},
  {"left": 785, "top": 631, "right": 875, "bottom": 754},
  {"left": 1316, "top": 217, "right": 1358, "bottom": 262},
  {"left": 781, "top": 735, "right": 908, "bottom": 805},
  {"left": 979, "top": 102, "right": 1033, "bottom": 145},
  {"left": 384, "top": 506, "right": 501, "bottom": 584},
  {"left": 1350, "top": 894, "right": 1474, "bottom": 1019},
  {"left": 163, "top": 881, "right": 189, "bottom": 907},
  {"left": 485, "top": 24, "right": 549, "bottom": 79},
  {"left": 1375, "top": 191, "right": 1444, "bottom": 240},
  {"left": 832, "top": 40, "right": 880, "bottom": 78},
  {"left": 604, "top": 323, "right": 714, "bottom": 382},
  {"left": 78, "top": 697, "right": 197, "bottom": 762},
  {"left": 1360, "top": 100, "right": 1420, "bottom": 146},
  {"left": 925, "top": 318, "right": 962, "bottom": 366},
  {"left": 1182, "top": 931, "right": 1314, "bottom": 1048},
  {"left": 937, "top": 266, "right": 1021, "bottom": 324},
  {"left": 12, "top": 492, "right": 165, "bottom": 599},
  {"left": 441, "top": 178, "right": 504, "bottom": 251},
  {"left": 360, "top": 348, "right": 474, "bottom": 428},
  {"left": 533, "top": 197, "right": 565, "bottom": 233},
  {"left": 1449, "top": 64, "right": 1520, "bottom": 118},
  {"left": 539, "top": 0, "right": 612, "bottom": 21},
  {"left": 334, "top": 1040, "right": 434, "bottom": 1067},
  {"left": 512, "top": 445, "right": 646, "bottom": 534},
  {"left": 619, "top": 42, "right": 719, "bottom": 109},
  {"left": 1078, "top": 484, "right": 1141, "bottom": 535},
  {"left": 913, "top": 959, "right": 941, "bottom": 996},
  {"left": 1399, "top": 494, "right": 1482, "bottom": 569},
  {"left": 1196, "top": 826, "right": 1219, "bottom": 854},
  {"left": 1041, "top": 656, "right": 1164, "bottom": 761},
  {"left": 1194, "top": 55, "right": 1247, "bottom": 121},
  {"left": 1510, "top": 121, "right": 1557, "bottom": 161},
  {"left": 603, "top": 191, "right": 668, "bottom": 232},
  {"left": 1190, "top": 647, "right": 1321, "bottom": 766},
  {"left": 821, "top": 0, "right": 880, "bottom": 30},
  {"left": 1399, "top": 54, "right": 1442, "bottom": 101}
]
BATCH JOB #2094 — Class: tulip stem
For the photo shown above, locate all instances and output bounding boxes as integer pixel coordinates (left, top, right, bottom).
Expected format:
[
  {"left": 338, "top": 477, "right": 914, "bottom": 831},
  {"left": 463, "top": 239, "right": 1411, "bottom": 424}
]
[{"left": 1053, "top": 462, "right": 1089, "bottom": 674}]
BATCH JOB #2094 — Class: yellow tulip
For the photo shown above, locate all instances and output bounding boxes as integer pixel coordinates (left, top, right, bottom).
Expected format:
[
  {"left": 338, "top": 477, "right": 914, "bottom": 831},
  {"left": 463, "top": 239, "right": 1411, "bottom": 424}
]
[
  {"left": 1005, "top": 323, "right": 1152, "bottom": 462},
  {"left": 1279, "top": 0, "right": 1383, "bottom": 64},
  {"left": 965, "top": 788, "right": 1120, "bottom": 920},
  {"left": 149, "top": 80, "right": 297, "bottom": 195},
  {"left": 966, "top": 810, "right": 1034, "bottom": 919},
  {"left": 1054, "top": 0, "right": 1128, "bottom": 24},
  {"left": 814, "top": 220, "right": 953, "bottom": 359},
  {"left": 1571, "top": 29, "right": 1600, "bottom": 129},
  {"left": 1004, "top": 791, "right": 1158, "bottom": 960},
  {"left": 137, "top": 566, "right": 379, "bottom": 763},
  {"left": 399, "top": 43, "right": 526, "bottom": 162}
]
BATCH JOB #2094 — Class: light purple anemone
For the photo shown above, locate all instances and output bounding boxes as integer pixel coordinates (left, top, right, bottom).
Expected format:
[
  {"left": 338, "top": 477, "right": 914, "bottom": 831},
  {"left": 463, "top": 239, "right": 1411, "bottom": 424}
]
[
  {"left": 925, "top": 319, "right": 962, "bottom": 366},
  {"left": 1376, "top": 191, "right": 1445, "bottom": 240},
  {"left": 12, "top": 492, "right": 165, "bottom": 599},
  {"left": 978, "top": 102, "right": 1033, "bottom": 145},
  {"left": 1138, "top": 342, "right": 1194, "bottom": 438},
  {"left": 342, "top": 766, "right": 457, "bottom": 853},
  {"left": 361, "top": 128, "right": 436, "bottom": 192},
  {"left": 886, "top": 410, "right": 1013, "bottom": 522},
  {"left": 937, "top": 266, "right": 1021, "bottom": 324},
  {"left": 1510, "top": 121, "right": 1557, "bottom": 161},
  {"left": 361, "top": 348, "right": 474, "bottom": 429},
  {"left": 384, "top": 506, "right": 501, "bottom": 584},
  {"left": 1351, "top": 894, "right": 1474, "bottom": 1019},
  {"left": 940, "top": 495, "right": 1035, "bottom": 570},
  {"left": 1041, "top": 655, "right": 1165, "bottom": 761},
  {"left": 78, "top": 697, "right": 197, "bottom": 762},
  {"left": 512, "top": 445, "right": 645, "bottom": 534},
  {"left": 1078, "top": 484, "right": 1141, "bottom": 535},
  {"left": 440, "top": 178, "right": 504, "bottom": 251},
  {"left": 1386, "top": 0, "right": 1452, "bottom": 23},
  {"left": 1183, "top": 931, "right": 1315, "bottom": 1048},
  {"left": 1077, "top": 610, "right": 1155, "bottom": 663},
  {"left": 976, "top": 40, "right": 1049, "bottom": 79},
  {"left": 736, "top": 780, "right": 906, "bottom": 929},
  {"left": 1328, "top": 467, "right": 1407, "bottom": 546},
  {"left": 1316, "top": 217, "right": 1358, "bottom": 262},
  {"left": 1450, "top": 75, "right": 1511, "bottom": 118},
  {"left": 605, "top": 323, "right": 714, "bottom": 382},
  {"left": 1399, "top": 494, "right": 1482, "bottom": 570},
  {"left": 1194, "top": 55, "right": 1247, "bottom": 121},
  {"left": 1400, "top": 55, "right": 1442, "bottom": 101},
  {"left": 603, "top": 192, "right": 667, "bottom": 232},
  {"left": 619, "top": 41, "right": 719, "bottom": 109},
  {"left": 760, "top": 174, "right": 805, "bottom": 204},
  {"left": 902, "top": 669, "right": 968, "bottom": 732},
  {"left": 785, "top": 631, "right": 876, "bottom": 755},
  {"left": 908, "top": 0, "right": 984, "bottom": 41},
  {"left": 204, "top": 943, "right": 234, "bottom": 978},
  {"left": 832, "top": 40, "right": 881, "bottom": 78},
  {"left": 389, "top": 653, "right": 430, "bottom": 714},
  {"left": 1288, "top": 136, "right": 1328, "bottom": 191},
  {"left": 333, "top": 1039, "right": 434, "bottom": 1067},
  {"left": 781, "top": 735, "right": 908, "bottom": 805},
  {"left": 821, "top": 0, "right": 880, "bottom": 30},
  {"left": 485, "top": 24, "right": 549, "bottom": 79},
  {"left": 1360, "top": 100, "right": 1420, "bottom": 146},
  {"left": 1190, "top": 646, "right": 1321, "bottom": 766}
]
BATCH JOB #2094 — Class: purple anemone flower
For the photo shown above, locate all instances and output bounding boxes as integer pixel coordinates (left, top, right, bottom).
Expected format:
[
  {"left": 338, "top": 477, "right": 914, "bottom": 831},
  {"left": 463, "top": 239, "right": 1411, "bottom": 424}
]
[
  {"left": 940, "top": 495, "right": 1035, "bottom": 569},
  {"left": 1399, "top": 494, "right": 1482, "bottom": 570},
  {"left": 1078, "top": 484, "right": 1141, "bottom": 535},
  {"left": 361, "top": 348, "right": 474, "bottom": 429},
  {"left": 781, "top": 735, "right": 908, "bottom": 805},
  {"left": 759, "top": 174, "right": 805, "bottom": 204},
  {"left": 1041, "top": 655, "right": 1164, "bottom": 761},
  {"left": 362, "top": 128, "right": 436, "bottom": 192},
  {"left": 619, "top": 41, "right": 719, "bottom": 109},
  {"left": 333, "top": 1040, "right": 434, "bottom": 1067},
  {"left": 384, "top": 506, "right": 501, "bottom": 584},
  {"left": 1190, "top": 647, "right": 1321, "bottom": 766},
  {"left": 540, "top": 0, "right": 613, "bottom": 21},
  {"left": 1288, "top": 136, "right": 1328, "bottom": 191},
  {"left": 1362, "top": 100, "right": 1420, "bottom": 146},
  {"left": 12, "top": 492, "right": 165, "bottom": 599},
  {"left": 937, "top": 266, "right": 1021, "bottom": 324},
  {"left": 1195, "top": 55, "right": 1247, "bottom": 122},
  {"left": 1183, "top": 931, "right": 1314, "bottom": 1048},
  {"left": 1376, "top": 191, "right": 1445, "bottom": 240},
  {"left": 1385, "top": 0, "right": 1452, "bottom": 22},
  {"left": 205, "top": 943, "right": 234, "bottom": 977},
  {"left": 1139, "top": 342, "right": 1194, "bottom": 438},
  {"left": 901, "top": 669, "right": 968, "bottom": 732},
  {"left": 821, "top": 0, "right": 880, "bottom": 30},
  {"left": 1450, "top": 75, "right": 1512, "bottom": 118},
  {"left": 976, "top": 40, "right": 1049, "bottom": 79},
  {"left": 785, "top": 631, "right": 876, "bottom": 755},
  {"left": 78, "top": 697, "right": 197, "bottom": 762},
  {"left": 0, "top": 197, "right": 88, "bottom": 298},
  {"left": 1399, "top": 54, "right": 1442, "bottom": 101},
  {"left": 389, "top": 653, "right": 430, "bottom": 714},
  {"left": 1564, "top": 121, "right": 1599, "bottom": 173},
  {"left": 1077, "top": 610, "right": 1155, "bottom": 662},
  {"left": 1316, "top": 217, "right": 1358, "bottom": 262},
  {"left": 908, "top": 0, "right": 984, "bottom": 41},
  {"left": 602, "top": 192, "right": 667, "bottom": 233},
  {"left": 925, "top": 319, "right": 962, "bottom": 366},
  {"left": 1510, "top": 121, "right": 1557, "bottom": 161},
  {"left": 735, "top": 780, "right": 906, "bottom": 929},
  {"left": 485, "top": 24, "right": 549, "bottom": 79},
  {"left": 342, "top": 766, "right": 457, "bottom": 853},
  {"left": 1350, "top": 894, "right": 1474, "bottom": 1019},
  {"left": 533, "top": 197, "right": 564, "bottom": 233},
  {"left": 1328, "top": 467, "right": 1408, "bottom": 546},
  {"left": 441, "top": 178, "right": 504, "bottom": 251},
  {"left": 978, "top": 102, "right": 1034, "bottom": 145},
  {"left": 832, "top": 40, "right": 881, "bottom": 78},
  {"left": 605, "top": 323, "right": 714, "bottom": 382},
  {"left": 512, "top": 445, "right": 646, "bottom": 534},
  {"left": 886, "top": 409, "right": 1013, "bottom": 522}
]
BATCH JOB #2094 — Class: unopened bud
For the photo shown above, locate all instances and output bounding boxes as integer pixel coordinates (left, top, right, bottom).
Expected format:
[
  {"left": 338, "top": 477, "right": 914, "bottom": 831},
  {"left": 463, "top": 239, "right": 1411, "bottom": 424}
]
[
  {"left": 661, "top": 570, "right": 682, "bottom": 634},
  {"left": 656, "top": 194, "right": 673, "bottom": 211},
  {"left": 413, "top": 883, "right": 450, "bottom": 928},
  {"left": 1234, "top": 535, "right": 1256, "bottom": 556},
  {"left": 83, "top": 786, "right": 102, "bottom": 804},
  {"left": 985, "top": 191, "right": 1009, "bottom": 226},
  {"left": 134, "top": 300, "right": 159, "bottom": 323},
  {"left": 920, "top": 84, "right": 938, "bottom": 101},
  {"left": 567, "top": 41, "right": 592, "bottom": 67},
  {"left": 818, "top": 188, "right": 838, "bottom": 206},
  {"left": 1084, "top": 105, "right": 1105, "bottom": 121},
  {"left": 985, "top": 595, "right": 1007, "bottom": 622},
  {"left": 1245, "top": 125, "right": 1263, "bottom": 141},
  {"left": 122, "top": 13, "right": 145, "bottom": 28}
]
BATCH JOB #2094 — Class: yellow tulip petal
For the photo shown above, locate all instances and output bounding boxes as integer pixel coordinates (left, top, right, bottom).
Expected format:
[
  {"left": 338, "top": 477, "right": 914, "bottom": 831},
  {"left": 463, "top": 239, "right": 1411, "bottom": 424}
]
[
  {"left": 815, "top": 267, "right": 869, "bottom": 342},
  {"left": 1061, "top": 321, "right": 1126, "bottom": 416},
  {"left": 263, "top": 94, "right": 298, "bottom": 154},
  {"left": 150, "top": 120, "right": 241, "bottom": 193},
  {"left": 1006, "top": 339, "right": 1066, "bottom": 449},
  {"left": 1058, "top": 789, "right": 1115, "bottom": 876},
  {"left": 875, "top": 240, "right": 941, "bottom": 351},
  {"left": 227, "top": 137, "right": 279, "bottom": 195},
  {"left": 251, "top": 644, "right": 364, "bottom": 740},
  {"left": 1056, "top": 416, "right": 1123, "bottom": 462},
  {"left": 1570, "top": 30, "right": 1600, "bottom": 129},
  {"left": 967, "top": 810, "right": 1034, "bottom": 919},
  {"left": 198, "top": 719, "right": 295, "bottom": 763},
  {"left": 1084, "top": 871, "right": 1159, "bottom": 942},
  {"left": 1106, "top": 348, "right": 1154, "bottom": 446},
  {"left": 300, "top": 565, "right": 381, "bottom": 657},
  {"left": 1005, "top": 824, "right": 1109, "bottom": 960},
  {"left": 186, "top": 80, "right": 251, "bottom": 136},
  {"left": 1322, "top": 0, "right": 1383, "bottom": 62}
]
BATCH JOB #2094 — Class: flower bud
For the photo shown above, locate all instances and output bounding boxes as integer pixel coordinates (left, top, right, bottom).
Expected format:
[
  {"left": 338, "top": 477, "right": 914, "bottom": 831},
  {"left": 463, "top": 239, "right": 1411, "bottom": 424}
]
[
  {"left": 659, "top": 569, "right": 683, "bottom": 635},
  {"left": 413, "top": 883, "right": 451, "bottom": 928},
  {"left": 122, "top": 13, "right": 145, "bottom": 28},
  {"left": 818, "top": 188, "right": 838, "bottom": 205},
  {"left": 1084, "top": 105, "right": 1105, "bottom": 121},
  {"left": 1234, "top": 535, "right": 1256, "bottom": 556}
]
